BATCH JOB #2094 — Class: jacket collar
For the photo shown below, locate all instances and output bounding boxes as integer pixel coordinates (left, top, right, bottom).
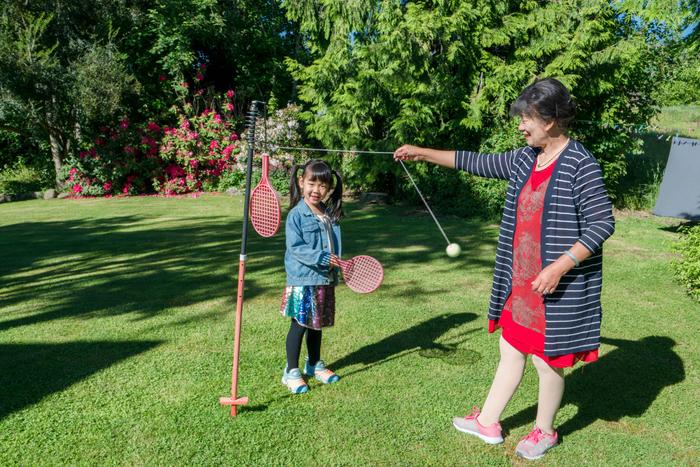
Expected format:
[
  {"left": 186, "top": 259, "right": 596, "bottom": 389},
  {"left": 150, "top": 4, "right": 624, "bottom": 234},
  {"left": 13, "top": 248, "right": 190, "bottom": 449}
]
[{"left": 295, "top": 198, "right": 328, "bottom": 217}]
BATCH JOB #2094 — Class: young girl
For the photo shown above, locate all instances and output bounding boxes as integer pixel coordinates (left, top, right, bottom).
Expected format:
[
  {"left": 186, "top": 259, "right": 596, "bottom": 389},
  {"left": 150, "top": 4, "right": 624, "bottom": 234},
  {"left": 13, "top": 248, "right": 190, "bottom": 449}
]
[{"left": 280, "top": 159, "right": 344, "bottom": 394}]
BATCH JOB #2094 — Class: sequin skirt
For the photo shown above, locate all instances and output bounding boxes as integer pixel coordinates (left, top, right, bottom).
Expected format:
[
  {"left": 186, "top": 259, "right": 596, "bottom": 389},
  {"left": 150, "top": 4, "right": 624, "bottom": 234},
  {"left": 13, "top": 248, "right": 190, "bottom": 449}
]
[{"left": 280, "top": 285, "right": 336, "bottom": 330}]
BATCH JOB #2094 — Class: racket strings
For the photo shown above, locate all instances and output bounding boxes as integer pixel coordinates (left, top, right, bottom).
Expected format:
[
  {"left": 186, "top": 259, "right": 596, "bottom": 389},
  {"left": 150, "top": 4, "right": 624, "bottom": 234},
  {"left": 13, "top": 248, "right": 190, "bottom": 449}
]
[
  {"left": 250, "top": 185, "right": 280, "bottom": 237},
  {"left": 341, "top": 256, "right": 384, "bottom": 293}
]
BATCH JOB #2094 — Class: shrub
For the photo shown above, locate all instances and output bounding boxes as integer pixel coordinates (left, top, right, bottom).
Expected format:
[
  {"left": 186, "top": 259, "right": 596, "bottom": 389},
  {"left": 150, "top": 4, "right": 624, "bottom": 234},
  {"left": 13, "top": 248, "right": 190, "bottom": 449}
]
[
  {"left": 672, "top": 224, "right": 700, "bottom": 302},
  {"left": 63, "top": 119, "right": 164, "bottom": 196},
  {"left": 62, "top": 77, "right": 243, "bottom": 196},
  {"left": 0, "top": 163, "right": 43, "bottom": 195},
  {"left": 157, "top": 105, "right": 241, "bottom": 195}
]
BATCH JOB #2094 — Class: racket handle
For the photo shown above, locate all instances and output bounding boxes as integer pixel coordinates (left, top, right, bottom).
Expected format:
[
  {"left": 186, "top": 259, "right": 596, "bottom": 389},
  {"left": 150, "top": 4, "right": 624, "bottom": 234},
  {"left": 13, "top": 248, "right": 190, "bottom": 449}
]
[{"left": 261, "top": 153, "right": 269, "bottom": 177}]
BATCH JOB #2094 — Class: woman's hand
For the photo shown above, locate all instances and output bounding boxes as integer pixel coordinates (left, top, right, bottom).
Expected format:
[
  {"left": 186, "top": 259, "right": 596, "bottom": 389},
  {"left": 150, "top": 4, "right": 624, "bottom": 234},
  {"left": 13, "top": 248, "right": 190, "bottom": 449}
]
[
  {"left": 531, "top": 262, "right": 567, "bottom": 296},
  {"left": 393, "top": 144, "right": 423, "bottom": 161},
  {"left": 329, "top": 254, "right": 340, "bottom": 269}
]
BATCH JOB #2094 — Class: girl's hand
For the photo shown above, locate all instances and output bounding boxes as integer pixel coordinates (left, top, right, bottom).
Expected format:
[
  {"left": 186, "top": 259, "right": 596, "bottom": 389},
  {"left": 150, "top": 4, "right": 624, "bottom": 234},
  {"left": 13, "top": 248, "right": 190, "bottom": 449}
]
[
  {"left": 531, "top": 263, "right": 566, "bottom": 296},
  {"left": 393, "top": 144, "right": 423, "bottom": 161},
  {"left": 329, "top": 254, "right": 340, "bottom": 268}
]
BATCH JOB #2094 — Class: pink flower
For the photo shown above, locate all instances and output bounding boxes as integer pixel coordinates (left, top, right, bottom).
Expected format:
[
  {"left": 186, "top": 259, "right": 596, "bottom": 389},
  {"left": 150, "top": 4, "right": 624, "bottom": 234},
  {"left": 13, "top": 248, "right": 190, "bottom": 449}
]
[
  {"left": 203, "top": 108, "right": 211, "bottom": 116},
  {"left": 226, "top": 90, "right": 234, "bottom": 98},
  {"left": 146, "top": 122, "right": 160, "bottom": 132},
  {"left": 79, "top": 151, "right": 88, "bottom": 159},
  {"left": 209, "top": 140, "right": 219, "bottom": 150},
  {"left": 230, "top": 133, "right": 239, "bottom": 141},
  {"left": 103, "top": 181, "right": 112, "bottom": 192},
  {"left": 195, "top": 73, "right": 204, "bottom": 81},
  {"left": 180, "top": 81, "right": 189, "bottom": 88},
  {"left": 189, "top": 159, "right": 198, "bottom": 169},
  {"left": 120, "top": 119, "right": 129, "bottom": 129},
  {"left": 226, "top": 103, "right": 234, "bottom": 112},
  {"left": 122, "top": 183, "right": 131, "bottom": 194},
  {"left": 199, "top": 63, "right": 207, "bottom": 71},
  {"left": 213, "top": 114, "right": 222, "bottom": 124},
  {"left": 72, "top": 184, "right": 82, "bottom": 194},
  {"left": 180, "top": 119, "right": 190, "bottom": 130}
]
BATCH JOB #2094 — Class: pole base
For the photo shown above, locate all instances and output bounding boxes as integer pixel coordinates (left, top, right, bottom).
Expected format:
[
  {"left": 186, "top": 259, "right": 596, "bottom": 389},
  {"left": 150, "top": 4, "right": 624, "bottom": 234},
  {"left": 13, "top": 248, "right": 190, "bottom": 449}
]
[{"left": 219, "top": 396, "right": 249, "bottom": 406}]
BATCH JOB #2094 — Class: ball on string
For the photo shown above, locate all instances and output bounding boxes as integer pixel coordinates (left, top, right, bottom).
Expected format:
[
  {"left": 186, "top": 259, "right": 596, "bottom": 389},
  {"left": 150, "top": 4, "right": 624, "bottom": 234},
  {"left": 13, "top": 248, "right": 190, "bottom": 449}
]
[{"left": 446, "top": 243, "right": 461, "bottom": 258}]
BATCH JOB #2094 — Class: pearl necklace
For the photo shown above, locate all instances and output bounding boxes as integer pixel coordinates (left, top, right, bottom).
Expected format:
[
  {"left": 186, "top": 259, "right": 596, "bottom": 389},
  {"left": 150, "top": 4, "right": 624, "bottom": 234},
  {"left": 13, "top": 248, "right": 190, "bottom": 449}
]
[{"left": 536, "top": 139, "right": 570, "bottom": 169}]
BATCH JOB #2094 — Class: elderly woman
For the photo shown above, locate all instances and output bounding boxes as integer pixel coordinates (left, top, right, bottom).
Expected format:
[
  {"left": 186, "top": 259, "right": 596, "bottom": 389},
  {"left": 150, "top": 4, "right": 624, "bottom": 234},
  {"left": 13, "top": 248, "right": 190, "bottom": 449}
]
[{"left": 394, "top": 78, "right": 615, "bottom": 460}]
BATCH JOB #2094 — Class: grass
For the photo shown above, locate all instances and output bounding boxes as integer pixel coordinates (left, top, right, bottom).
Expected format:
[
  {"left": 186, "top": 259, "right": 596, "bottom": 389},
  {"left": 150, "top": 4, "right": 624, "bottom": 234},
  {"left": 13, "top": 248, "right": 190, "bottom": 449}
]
[
  {"left": 652, "top": 105, "right": 700, "bottom": 138},
  {"left": 1, "top": 195, "right": 699, "bottom": 465}
]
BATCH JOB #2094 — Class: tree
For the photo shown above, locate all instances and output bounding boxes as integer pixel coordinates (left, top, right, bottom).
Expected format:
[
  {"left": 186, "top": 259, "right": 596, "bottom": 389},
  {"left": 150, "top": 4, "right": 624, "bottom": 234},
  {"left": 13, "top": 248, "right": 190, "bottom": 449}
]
[
  {"left": 0, "top": 2, "right": 136, "bottom": 189},
  {"left": 283, "top": 0, "right": 694, "bottom": 206}
]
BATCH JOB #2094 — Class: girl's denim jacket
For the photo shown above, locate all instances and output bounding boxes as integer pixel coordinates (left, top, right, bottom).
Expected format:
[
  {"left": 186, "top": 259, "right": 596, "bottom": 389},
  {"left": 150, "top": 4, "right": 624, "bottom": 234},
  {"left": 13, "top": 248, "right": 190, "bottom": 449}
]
[{"left": 284, "top": 199, "right": 342, "bottom": 286}]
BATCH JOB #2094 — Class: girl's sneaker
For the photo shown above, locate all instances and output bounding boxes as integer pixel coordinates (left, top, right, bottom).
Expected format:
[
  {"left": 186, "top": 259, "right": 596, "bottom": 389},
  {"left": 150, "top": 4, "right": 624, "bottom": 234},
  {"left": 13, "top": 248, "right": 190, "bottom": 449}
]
[
  {"left": 515, "top": 426, "right": 558, "bottom": 460},
  {"left": 281, "top": 368, "right": 309, "bottom": 394},
  {"left": 452, "top": 407, "right": 504, "bottom": 444},
  {"left": 304, "top": 359, "right": 340, "bottom": 384}
]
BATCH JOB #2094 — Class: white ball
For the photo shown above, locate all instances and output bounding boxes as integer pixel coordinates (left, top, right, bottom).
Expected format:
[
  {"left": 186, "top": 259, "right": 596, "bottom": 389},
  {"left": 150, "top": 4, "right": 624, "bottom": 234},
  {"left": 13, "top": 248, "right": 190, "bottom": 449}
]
[{"left": 446, "top": 243, "right": 461, "bottom": 258}]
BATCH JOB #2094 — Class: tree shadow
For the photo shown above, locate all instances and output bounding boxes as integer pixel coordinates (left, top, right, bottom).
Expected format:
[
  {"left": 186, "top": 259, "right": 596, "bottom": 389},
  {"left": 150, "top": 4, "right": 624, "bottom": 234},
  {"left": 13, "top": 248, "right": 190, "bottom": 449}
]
[
  {"left": 500, "top": 336, "right": 684, "bottom": 437},
  {"left": 0, "top": 201, "right": 497, "bottom": 332},
  {"left": 0, "top": 340, "right": 163, "bottom": 420},
  {"left": 329, "top": 312, "right": 478, "bottom": 376}
]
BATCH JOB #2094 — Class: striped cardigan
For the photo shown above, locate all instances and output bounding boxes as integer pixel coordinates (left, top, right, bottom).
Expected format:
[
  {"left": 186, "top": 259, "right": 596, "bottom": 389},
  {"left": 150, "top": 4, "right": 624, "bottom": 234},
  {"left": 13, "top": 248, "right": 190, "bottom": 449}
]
[{"left": 455, "top": 140, "right": 615, "bottom": 356}]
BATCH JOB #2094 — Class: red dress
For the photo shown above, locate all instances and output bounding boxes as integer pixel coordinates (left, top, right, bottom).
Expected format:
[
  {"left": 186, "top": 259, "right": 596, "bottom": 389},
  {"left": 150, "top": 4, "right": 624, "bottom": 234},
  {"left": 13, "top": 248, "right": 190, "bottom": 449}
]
[{"left": 488, "top": 161, "right": 598, "bottom": 368}]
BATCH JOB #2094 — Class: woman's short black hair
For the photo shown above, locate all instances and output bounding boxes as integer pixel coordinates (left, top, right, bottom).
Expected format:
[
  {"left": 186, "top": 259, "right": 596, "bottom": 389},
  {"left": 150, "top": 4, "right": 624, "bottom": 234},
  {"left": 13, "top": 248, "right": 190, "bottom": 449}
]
[{"left": 509, "top": 78, "right": 576, "bottom": 129}]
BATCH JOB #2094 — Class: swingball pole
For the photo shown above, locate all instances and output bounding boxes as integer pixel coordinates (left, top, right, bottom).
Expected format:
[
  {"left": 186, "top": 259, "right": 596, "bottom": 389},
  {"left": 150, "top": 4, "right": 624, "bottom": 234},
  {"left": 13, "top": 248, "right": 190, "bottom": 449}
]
[{"left": 219, "top": 101, "right": 262, "bottom": 416}]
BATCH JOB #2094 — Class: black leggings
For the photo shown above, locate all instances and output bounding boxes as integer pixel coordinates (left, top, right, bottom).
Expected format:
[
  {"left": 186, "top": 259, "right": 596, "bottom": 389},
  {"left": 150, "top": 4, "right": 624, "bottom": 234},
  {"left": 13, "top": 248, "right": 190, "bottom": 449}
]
[{"left": 286, "top": 319, "right": 322, "bottom": 371}]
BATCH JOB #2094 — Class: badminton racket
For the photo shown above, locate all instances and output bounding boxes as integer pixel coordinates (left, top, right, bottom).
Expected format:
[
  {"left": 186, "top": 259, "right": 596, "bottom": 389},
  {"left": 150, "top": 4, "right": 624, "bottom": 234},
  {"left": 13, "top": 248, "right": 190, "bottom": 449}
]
[
  {"left": 249, "top": 153, "right": 281, "bottom": 237},
  {"left": 336, "top": 255, "right": 384, "bottom": 294}
]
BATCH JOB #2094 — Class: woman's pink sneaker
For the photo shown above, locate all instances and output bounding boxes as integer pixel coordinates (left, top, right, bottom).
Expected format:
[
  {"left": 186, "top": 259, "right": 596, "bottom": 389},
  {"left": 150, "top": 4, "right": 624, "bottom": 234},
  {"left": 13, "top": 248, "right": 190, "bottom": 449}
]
[
  {"left": 515, "top": 426, "right": 558, "bottom": 460},
  {"left": 452, "top": 407, "right": 504, "bottom": 444}
]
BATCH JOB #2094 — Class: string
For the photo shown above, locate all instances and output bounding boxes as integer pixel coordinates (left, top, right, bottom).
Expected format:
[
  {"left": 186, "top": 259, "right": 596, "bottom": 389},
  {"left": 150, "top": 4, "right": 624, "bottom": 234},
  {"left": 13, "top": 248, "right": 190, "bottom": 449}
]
[
  {"left": 274, "top": 145, "right": 394, "bottom": 155},
  {"left": 397, "top": 159, "right": 451, "bottom": 246},
  {"left": 268, "top": 144, "right": 453, "bottom": 244}
]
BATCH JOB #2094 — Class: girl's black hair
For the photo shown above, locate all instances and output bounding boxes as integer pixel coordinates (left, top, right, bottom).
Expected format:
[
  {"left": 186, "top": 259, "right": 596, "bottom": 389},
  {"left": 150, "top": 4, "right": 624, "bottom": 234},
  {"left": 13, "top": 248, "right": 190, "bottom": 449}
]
[
  {"left": 289, "top": 159, "right": 344, "bottom": 221},
  {"left": 509, "top": 77, "right": 576, "bottom": 130}
]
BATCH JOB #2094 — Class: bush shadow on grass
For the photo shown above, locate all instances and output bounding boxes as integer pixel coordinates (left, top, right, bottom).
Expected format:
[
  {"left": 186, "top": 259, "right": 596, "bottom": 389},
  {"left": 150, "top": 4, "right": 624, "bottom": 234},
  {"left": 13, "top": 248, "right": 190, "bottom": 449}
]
[
  {"left": 0, "top": 201, "right": 497, "bottom": 332},
  {"left": 500, "top": 335, "right": 684, "bottom": 438},
  {"left": 0, "top": 340, "right": 162, "bottom": 421}
]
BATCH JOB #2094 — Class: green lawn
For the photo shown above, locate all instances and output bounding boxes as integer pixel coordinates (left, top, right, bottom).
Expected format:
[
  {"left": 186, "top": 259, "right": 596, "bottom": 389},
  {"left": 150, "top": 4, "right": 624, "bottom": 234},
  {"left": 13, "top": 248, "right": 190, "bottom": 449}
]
[
  {"left": 1, "top": 195, "right": 698, "bottom": 465},
  {"left": 652, "top": 105, "right": 700, "bottom": 138}
]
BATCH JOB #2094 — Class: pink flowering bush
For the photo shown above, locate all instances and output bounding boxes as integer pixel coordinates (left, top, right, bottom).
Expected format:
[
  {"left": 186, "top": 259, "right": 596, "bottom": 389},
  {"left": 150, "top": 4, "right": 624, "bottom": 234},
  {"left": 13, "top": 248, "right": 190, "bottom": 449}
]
[
  {"left": 62, "top": 118, "right": 164, "bottom": 196},
  {"left": 62, "top": 68, "right": 243, "bottom": 196},
  {"left": 157, "top": 102, "right": 241, "bottom": 195}
]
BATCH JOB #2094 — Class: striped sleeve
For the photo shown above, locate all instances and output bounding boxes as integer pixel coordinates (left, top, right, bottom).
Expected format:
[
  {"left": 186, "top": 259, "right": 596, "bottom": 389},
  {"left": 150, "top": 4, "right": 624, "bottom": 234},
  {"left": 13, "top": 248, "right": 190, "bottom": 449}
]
[
  {"left": 454, "top": 148, "right": 522, "bottom": 180},
  {"left": 572, "top": 157, "right": 616, "bottom": 253}
]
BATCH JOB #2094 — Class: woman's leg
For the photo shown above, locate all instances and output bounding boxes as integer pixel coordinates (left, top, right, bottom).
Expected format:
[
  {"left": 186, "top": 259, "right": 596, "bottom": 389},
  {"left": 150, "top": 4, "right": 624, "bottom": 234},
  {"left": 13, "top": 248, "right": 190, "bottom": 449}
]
[
  {"left": 531, "top": 355, "right": 565, "bottom": 434},
  {"left": 478, "top": 336, "right": 528, "bottom": 425},
  {"left": 306, "top": 328, "right": 322, "bottom": 366},
  {"left": 286, "top": 320, "right": 307, "bottom": 371}
]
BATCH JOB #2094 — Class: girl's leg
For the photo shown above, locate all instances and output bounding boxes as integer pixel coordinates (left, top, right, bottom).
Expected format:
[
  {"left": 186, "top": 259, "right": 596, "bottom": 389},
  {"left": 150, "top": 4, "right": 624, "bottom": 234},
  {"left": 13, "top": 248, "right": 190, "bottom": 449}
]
[
  {"left": 478, "top": 336, "right": 528, "bottom": 426},
  {"left": 306, "top": 328, "right": 322, "bottom": 366},
  {"left": 286, "top": 319, "right": 307, "bottom": 371},
  {"left": 531, "top": 355, "right": 565, "bottom": 434}
]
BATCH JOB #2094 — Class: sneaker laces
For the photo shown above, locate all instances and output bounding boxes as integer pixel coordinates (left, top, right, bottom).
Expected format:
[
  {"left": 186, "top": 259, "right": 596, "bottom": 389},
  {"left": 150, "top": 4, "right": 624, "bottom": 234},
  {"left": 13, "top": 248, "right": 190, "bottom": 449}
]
[
  {"left": 523, "top": 427, "right": 548, "bottom": 444},
  {"left": 465, "top": 406, "right": 481, "bottom": 420}
]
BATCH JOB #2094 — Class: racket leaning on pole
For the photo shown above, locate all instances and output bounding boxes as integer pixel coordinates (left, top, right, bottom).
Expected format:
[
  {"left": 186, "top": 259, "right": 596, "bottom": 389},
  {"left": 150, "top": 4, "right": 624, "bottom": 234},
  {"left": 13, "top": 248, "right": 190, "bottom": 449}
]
[
  {"left": 335, "top": 255, "right": 384, "bottom": 294},
  {"left": 249, "top": 153, "right": 281, "bottom": 237}
]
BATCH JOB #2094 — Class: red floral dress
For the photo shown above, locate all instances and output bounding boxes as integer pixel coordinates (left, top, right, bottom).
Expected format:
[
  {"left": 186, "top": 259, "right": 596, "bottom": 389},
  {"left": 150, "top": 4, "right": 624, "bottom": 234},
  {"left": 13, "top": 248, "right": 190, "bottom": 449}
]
[{"left": 489, "top": 161, "right": 598, "bottom": 368}]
